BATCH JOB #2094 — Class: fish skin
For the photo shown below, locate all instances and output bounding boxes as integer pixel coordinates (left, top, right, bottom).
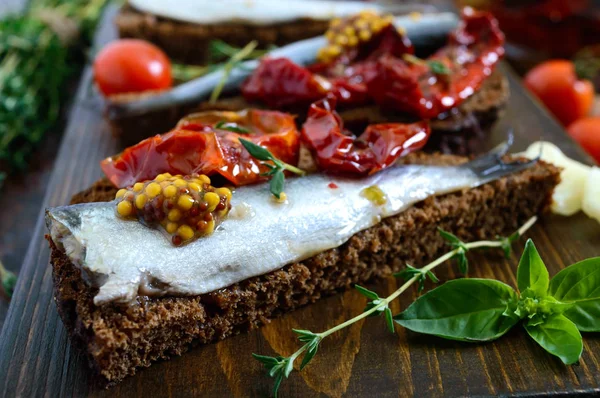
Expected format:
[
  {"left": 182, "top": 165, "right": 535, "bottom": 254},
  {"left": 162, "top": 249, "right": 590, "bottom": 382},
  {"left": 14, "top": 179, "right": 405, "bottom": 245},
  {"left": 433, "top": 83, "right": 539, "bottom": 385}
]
[{"left": 46, "top": 164, "right": 482, "bottom": 305}]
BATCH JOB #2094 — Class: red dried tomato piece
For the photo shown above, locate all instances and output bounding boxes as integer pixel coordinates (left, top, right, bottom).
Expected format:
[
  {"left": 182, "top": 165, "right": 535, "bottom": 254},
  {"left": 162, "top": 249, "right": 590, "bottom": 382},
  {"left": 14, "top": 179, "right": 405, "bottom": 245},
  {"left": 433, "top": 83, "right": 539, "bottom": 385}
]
[
  {"left": 301, "top": 97, "right": 430, "bottom": 175},
  {"left": 242, "top": 23, "right": 412, "bottom": 109},
  {"left": 101, "top": 110, "right": 300, "bottom": 188},
  {"left": 367, "top": 9, "right": 505, "bottom": 118}
]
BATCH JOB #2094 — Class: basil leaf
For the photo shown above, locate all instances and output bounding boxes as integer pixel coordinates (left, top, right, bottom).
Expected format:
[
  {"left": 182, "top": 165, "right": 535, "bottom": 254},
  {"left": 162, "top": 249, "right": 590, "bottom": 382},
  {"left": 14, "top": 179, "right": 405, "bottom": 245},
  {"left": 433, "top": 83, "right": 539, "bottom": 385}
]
[
  {"left": 548, "top": 257, "right": 600, "bottom": 331},
  {"left": 517, "top": 239, "right": 549, "bottom": 297},
  {"left": 524, "top": 314, "right": 583, "bottom": 365},
  {"left": 269, "top": 170, "right": 285, "bottom": 199},
  {"left": 239, "top": 138, "right": 273, "bottom": 161},
  {"left": 394, "top": 279, "right": 519, "bottom": 341}
]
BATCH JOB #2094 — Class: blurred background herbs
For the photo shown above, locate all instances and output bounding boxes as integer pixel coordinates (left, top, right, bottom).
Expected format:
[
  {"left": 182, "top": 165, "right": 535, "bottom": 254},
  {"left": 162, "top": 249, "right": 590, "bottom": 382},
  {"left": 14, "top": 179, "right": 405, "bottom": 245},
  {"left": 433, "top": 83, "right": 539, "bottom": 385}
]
[{"left": 0, "top": 0, "right": 110, "bottom": 187}]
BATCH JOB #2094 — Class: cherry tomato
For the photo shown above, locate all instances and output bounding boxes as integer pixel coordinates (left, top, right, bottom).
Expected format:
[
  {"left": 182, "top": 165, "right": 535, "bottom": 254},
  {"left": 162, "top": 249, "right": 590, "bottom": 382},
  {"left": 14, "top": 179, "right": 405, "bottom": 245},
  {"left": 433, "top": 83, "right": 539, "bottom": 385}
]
[
  {"left": 524, "top": 60, "right": 594, "bottom": 126},
  {"left": 567, "top": 117, "right": 600, "bottom": 164},
  {"left": 93, "top": 39, "right": 172, "bottom": 96}
]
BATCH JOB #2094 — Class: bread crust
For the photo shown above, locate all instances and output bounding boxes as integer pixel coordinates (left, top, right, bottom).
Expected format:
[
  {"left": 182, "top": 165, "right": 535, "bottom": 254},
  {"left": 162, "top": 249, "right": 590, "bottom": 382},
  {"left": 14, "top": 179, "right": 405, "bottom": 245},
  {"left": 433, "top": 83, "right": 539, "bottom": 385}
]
[{"left": 49, "top": 153, "right": 559, "bottom": 385}]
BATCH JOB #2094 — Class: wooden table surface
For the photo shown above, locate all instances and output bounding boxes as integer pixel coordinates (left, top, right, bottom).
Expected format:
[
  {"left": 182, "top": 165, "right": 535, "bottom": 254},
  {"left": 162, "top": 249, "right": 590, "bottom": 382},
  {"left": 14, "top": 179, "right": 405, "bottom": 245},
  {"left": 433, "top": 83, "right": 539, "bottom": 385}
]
[{"left": 1, "top": 4, "right": 600, "bottom": 398}]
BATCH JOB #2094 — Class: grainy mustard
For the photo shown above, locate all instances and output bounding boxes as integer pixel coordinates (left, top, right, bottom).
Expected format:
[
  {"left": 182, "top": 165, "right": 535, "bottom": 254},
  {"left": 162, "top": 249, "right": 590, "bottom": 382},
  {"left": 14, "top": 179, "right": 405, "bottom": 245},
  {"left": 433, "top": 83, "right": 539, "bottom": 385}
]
[{"left": 115, "top": 173, "right": 232, "bottom": 246}]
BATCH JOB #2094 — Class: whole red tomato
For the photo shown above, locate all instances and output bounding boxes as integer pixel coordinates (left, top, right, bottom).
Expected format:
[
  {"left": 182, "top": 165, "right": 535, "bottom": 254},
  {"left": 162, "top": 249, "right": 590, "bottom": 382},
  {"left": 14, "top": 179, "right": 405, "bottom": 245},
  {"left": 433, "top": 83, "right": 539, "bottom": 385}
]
[
  {"left": 567, "top": 117, "right": 600, "bottom": 163},
  {"left": 93, "top": 39, "right": 172, "bottom": 96},
  {"left": 524, "top": 60, "right": 594, "bottom": 126}
]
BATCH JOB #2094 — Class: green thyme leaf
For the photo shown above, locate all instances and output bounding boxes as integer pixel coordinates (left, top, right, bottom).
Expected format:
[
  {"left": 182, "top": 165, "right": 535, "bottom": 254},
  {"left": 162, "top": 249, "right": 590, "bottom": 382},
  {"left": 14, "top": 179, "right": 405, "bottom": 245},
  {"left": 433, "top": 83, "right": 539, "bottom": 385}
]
[
  {"left": 239, "top": 138, "right": 273, "bottom": 161},
  {"left": 395, "top": 279, "right": 519, "bottom": 342},
  {"left": 215, "top": 120, "right": 251, "bottom": 134},
  {"left": 438, "top": 228, "right": 464, "bottom": 246},
  {"left": 209, "top": 40, "right": 258, "bottom": 103},
  {"left": 428, "top": 60, "right": 450, "bottom": 75},
  {"left": 300, "top": 338, "right": 320, "bottom": 370},
  {"left": 517, "top": 239, "right": 550, "bottom": 298},
  {"left": 270, "top": 170, "right": 285, "bottom": 199},
  {"left": 355, "top": 284, "right": 380, "bottom": 300},
  {"left": 524, "top": 314, "right": 583, "bottom": 365},
  {"left": 548, "top": 257, "right": 600, "bottom": 332},
  {"left": 456, "top": 248, "right": 469, "bottom": 275},
  {"left": 394, "top": 264, "right": 439, "bottom": 292},
  {"left": 384, "top": 307, "right": 395, "bottom": 333}
]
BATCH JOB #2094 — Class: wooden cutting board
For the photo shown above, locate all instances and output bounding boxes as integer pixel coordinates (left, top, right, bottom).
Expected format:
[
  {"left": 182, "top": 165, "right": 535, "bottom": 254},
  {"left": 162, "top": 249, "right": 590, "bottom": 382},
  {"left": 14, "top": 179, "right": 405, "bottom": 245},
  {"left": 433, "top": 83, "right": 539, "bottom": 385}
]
[{"left": 1, "top": 7, "right": 599, "bottom": 397}]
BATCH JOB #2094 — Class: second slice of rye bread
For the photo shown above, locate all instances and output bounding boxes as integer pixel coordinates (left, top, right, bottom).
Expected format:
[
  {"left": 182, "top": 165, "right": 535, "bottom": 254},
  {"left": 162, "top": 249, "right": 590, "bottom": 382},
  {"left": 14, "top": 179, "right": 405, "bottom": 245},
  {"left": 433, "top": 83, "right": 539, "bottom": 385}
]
[{"left": 49, "top": 153, "right": 559, "bottom": 385}]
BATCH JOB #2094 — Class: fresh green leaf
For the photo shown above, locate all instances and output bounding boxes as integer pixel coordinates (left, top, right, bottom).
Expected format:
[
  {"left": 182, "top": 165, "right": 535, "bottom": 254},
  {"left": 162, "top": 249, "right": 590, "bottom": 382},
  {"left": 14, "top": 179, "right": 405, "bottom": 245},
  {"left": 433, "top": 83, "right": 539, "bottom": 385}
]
[
  {"left": 269, "top": 170, "right": 285, "bottom": 199},
  {"left": 355, "top": 284, "right": 380, "bottom": 300},
  {"left": 299, "top": 337, "right": 321, "bottom": 370},
  {"left": 394, "top": 265, "right": 439, "bottom": 292},
  {"left": 456, "top": 248, "right": 469, "bottom": 275},
  {"left": 292, "top": 329, "right": 318, "bottom": 342},
  {"left": 548, "top": 257, "right": 600, "bottom": 332},
  {"left": 239, "top": 138, "right": 273, "bottom": 161},
  {"left": 215, "top": 120, "right": 251, "bottom": 134},
  {"left": 438, "top": 228, "right": 464, "bottom": 247},
  {"left": 394, "top": 279, "right": 519, "bottom": 341},
  {"left": 524, "top": 314, "right": 583, "bottom": 365},
  {"left": 427, "top": 270, "right": 440, "bottom": 284},
  {"left": 428, "top": 60, "right": 450, "bottom": 75},
  {"left": 517, "top": 239, "right": 550, "bottom": 297},
  {"left": 384, "top": 307, "right": 395, "bottom": 333}
]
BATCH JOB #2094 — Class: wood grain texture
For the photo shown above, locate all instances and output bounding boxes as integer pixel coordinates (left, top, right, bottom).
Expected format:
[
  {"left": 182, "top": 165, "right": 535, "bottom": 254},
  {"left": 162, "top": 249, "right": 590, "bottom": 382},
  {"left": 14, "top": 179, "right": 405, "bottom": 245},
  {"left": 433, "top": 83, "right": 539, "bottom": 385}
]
[{"left": 1, "top": 6, "right": 600, "bottom": 397}]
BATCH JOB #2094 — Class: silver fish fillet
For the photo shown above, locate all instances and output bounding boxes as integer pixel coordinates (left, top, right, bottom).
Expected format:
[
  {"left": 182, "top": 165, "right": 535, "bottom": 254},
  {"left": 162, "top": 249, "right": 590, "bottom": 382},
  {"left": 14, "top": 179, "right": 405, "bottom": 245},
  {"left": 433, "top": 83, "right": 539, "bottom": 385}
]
[{"left": 46, "top": 145, "right": 535, "bottom": 305}]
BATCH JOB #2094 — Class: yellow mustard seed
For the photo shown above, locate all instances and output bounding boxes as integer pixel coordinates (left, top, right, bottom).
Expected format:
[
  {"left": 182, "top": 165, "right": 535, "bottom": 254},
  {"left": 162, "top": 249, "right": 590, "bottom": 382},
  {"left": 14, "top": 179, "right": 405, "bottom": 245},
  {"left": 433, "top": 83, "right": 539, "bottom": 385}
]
[
  {"left": 335, "top": 35, "right": 348, "bottom": 46},
  {"left": 204, "top": 192, "right": 220, "bottom": 212},
  {"left": 355, "top": 18, "right": 369, "bottom": 29},
  {"left": 174, "top": 179, "right": 187, "bottom": 187},
  {"left": 115, "top": 189, "right": 127, "bottom": 199},
  {"left": 198, "top": 174, "right": 211, "bottom": 185},
  {"left": 135, "top": 193, "right": 148, "bottom": 210},
  {"left": 146, "top": 182, "right": 161, "bottom": 198},
  {"left": 168, "top": 208, "right": 182, "bottom": 222},
  {"left": 159, "top": 180, "right": 170, "bottom": 189},
  {"left": 215, "top": 187, "right": 232, "bottom": 202},
  {"left": 163, "top": 185, "right": 177, "bottom": 198},
  {"left": 325, "top": 30, "right": 335, "bottom": 40},
  {"left": 166, "top": 222, "right": 178, "bottom": 234},
  {"left": 328, "top": 45, "right": 342, "bottom": 57},
  {"left": 330, "top": 18, "right": 341, "bottom": 27},
  {"left": 178, "top": 194, "right": 194, "bottom": 210},
  {"left": 348, "top": 36, "right": 359, "bottom": 46},
  {"left": 188, "top": 182, "right": 201, "bottom": 192},
  {"left": 344, "top": 26, "right": 355, "bottom": 36},
  {"left": 117, "top": 200, "right": 133, "bottom": 217},
  {"left": 204, "top": 220, "right": 215, "bottom": 235},
  {"left": 359, "top": 29, "right": 371, "bottom": 41},
  {"left": 133, "top": 182, "right": 144, "bottom": 192},
  {"left": 274, "top": 192, "right": 288, "bottom": 203},
  {"left": 177, "top": 225, "right": 195, "bottom": 241},
  {"left": 155, "top": 174, "right": 167, "bottom": 182}
]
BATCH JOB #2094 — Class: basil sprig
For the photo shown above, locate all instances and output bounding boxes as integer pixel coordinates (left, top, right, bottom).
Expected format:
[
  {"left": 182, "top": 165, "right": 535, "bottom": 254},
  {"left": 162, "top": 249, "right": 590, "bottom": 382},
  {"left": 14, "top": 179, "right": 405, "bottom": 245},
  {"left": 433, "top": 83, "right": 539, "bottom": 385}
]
[
  {"left": 395, "top": 239, "right": 600, "bottom": 365},
  {"left": 238, "top": 138, "right": 305, "bottom": 199}
]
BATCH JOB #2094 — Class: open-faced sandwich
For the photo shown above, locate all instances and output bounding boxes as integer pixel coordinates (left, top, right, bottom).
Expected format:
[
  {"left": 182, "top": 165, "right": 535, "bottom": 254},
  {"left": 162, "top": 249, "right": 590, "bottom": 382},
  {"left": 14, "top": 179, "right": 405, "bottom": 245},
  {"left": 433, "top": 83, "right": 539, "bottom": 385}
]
[
  {"left": 104, "top": 8, "right": 509, "bottom": 155},
  {"left": 46, "top": 9, "right": 562, "bottom": 386},
  {"left": 116, "top": 0, "right": 434, "bottom": 65}
]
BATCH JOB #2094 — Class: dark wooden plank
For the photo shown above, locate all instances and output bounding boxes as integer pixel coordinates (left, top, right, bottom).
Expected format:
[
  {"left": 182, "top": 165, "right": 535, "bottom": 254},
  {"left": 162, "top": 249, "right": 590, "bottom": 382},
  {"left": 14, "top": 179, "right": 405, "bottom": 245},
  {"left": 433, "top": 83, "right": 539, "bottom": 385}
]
[{"left": 1, "top": 6, "right": 600, "bottom": 398}]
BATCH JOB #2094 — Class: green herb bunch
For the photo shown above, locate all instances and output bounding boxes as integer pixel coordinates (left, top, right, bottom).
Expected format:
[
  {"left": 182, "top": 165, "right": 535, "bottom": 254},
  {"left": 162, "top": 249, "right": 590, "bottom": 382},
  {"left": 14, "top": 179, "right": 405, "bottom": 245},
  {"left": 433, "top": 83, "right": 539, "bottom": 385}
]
[
  {"left": 0, "top": 259, "right": 16, "bottom": 298},
  {"left": 254, "top": 217, "right": 600, "bottom": 396},
  {"left": 0, "top": 0, "right": 109, "bottom": 186}
]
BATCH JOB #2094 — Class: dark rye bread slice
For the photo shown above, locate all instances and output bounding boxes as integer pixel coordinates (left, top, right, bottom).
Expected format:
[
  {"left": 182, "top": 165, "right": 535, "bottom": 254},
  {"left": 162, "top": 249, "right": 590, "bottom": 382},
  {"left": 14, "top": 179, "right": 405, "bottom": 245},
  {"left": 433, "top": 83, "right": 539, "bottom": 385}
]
[
  {"left": 48, "top": 153, "right": 559, "bottom": 385},
  {"left": 107, "top": 71, "right": 509, "bottom": 156},
  {"left": 116, "top": 4, "right": 330, "bottom": 65}
]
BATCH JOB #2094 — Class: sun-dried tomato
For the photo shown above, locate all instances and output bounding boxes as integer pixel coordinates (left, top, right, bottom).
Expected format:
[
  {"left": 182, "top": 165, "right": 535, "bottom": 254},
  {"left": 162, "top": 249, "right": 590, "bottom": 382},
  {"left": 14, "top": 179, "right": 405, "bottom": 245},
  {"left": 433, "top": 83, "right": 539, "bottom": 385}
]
[
  {"left": 301, "top": 97, "right": 430, "bottom": 175},
  {"left": 101, "top": 110, "right": 300, "bottom": 188}
]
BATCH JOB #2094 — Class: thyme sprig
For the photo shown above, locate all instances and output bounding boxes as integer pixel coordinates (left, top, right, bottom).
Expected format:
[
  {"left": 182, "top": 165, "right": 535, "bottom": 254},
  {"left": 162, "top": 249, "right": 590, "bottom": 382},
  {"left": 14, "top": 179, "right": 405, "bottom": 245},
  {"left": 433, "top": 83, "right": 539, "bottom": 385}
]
[
  {"left": 253, "top": 216, "right": 538, "bottom": 397},
  {"left": 209, "top": 40, "right": 259, "bottom": 104},
  {"left": 0, "top": 0, "right": 109, "bottom": 186},
  {"left": 0, "top": 259, "right": 17, "bottom": 299},
  {"left": 239, "top": 138, "right": 305, "bottom": 199}
]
